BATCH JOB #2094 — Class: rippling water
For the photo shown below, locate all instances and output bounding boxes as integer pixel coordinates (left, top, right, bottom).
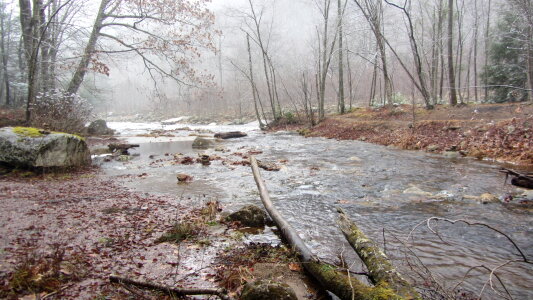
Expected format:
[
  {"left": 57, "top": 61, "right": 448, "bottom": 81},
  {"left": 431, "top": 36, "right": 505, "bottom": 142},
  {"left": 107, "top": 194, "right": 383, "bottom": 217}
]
[{"left": 104, "top": 122, "right": 532, "bottom": 299}]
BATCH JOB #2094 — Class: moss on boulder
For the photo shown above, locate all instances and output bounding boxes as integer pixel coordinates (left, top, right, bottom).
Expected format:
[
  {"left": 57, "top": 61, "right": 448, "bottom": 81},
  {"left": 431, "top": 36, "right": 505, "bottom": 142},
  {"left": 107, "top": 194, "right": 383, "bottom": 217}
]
[{"left": 0, "top": 127, "right": 91, "bottom": 168}]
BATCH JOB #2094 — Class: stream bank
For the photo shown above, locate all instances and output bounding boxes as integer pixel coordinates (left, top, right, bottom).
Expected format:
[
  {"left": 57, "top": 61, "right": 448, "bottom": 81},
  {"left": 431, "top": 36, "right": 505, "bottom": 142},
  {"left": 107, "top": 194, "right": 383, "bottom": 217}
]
[
  {"left": 281, "top": 103, "right": 533, "bottom": 167},
  {"left": 1, "top": 115, "right": 532, "bottom": 299}
]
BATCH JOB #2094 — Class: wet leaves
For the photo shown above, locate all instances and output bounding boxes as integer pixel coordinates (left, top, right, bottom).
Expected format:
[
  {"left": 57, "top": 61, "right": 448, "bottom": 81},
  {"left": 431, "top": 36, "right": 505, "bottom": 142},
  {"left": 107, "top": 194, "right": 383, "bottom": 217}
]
[{"left": 310, "top": 110, "right": 533, "bottom": 165}]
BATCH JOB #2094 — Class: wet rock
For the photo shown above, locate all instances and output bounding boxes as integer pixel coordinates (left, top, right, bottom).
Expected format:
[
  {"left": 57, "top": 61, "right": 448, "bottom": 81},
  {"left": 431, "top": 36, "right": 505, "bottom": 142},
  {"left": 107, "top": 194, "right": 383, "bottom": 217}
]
[
  {"left": 226, "top": 205, "right": 268, "bottom": 227},
  {"left": 507, "top": 125, "right": 516, "bottom": 134},
  {"left": 108, "top": 143, "right": 139, "bottom": 154},
  {"left": 87, "top": 119, "right": 115, "bottom": 135},
  {"left": 443, "top": 151, "right": 461, "bottom": 158},
  {"left": 427, "top": 144, "right": 439, "bottom": 152},
  {"left": 258, "top": 160, "right": 281, "bottom": 172},
  {"left": 200, "top": 154, "right": 211, "bottom": 166},
  {"left": 176, "top": 173, "right": 193, "bottom": 182},
  {"left": 214, "top": 131, "right": 247, "bottom": 139},
  {"left": 464, "top": 193, "right": 500, "bottom": 204},
  {"left": 469, "top": 148, "right": 484, "bottom": 159},
  {"left": 480, "top": 193, "right": 499, "bottom": 204},
  {"left": 241, "top": 280, "right": 297, "bottom": 300},
  {"left": 214, "top": 146, "right": 228, "bottom": 152},
  {"left": 0, "top": 127, "right": 90, "bottom": 168},
  {"left": 116, "top": 155, "right": 132, "bottom": 162},
  {"left": 192, "top": 137, "right": 213, "bottom": 149},
  {"left": 403, "top": 186, "right": 433, "bottom": 197}
]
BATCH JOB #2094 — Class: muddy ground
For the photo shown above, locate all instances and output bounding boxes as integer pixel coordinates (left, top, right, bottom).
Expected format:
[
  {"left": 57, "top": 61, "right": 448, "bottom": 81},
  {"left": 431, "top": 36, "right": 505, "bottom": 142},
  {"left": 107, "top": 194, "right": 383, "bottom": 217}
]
[{"left": 0, "top": 168, "right": 319, "bottom": 299}]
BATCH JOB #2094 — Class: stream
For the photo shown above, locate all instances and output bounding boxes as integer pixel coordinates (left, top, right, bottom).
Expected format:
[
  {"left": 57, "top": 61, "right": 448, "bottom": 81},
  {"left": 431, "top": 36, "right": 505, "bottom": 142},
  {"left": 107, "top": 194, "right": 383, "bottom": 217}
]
[{"left": 102, "top": 121, "right": 532, "bottom": 299}]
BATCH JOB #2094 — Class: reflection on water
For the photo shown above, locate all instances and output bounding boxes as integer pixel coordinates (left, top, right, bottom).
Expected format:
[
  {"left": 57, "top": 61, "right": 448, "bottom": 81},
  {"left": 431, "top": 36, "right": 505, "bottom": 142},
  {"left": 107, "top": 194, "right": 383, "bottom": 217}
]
[{"left": 105, "top": 122, "right": 532, "bottom": 298}]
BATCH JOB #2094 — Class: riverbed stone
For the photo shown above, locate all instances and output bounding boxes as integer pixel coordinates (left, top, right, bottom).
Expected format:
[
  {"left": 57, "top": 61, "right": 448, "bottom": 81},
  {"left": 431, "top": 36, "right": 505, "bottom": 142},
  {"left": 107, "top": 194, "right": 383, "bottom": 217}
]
[
  {"left": 427, "top": 144, "right": 439, "bottom": 152},
  {"left": 241, "top": 280, "right": 297, "bottom": 300},
  {"left": 226, "top": 205, "right": 268, "bottom": 227},
  {"left": 0, "top": 127, "right": 91, "bottom": 168},
  {"left": 192, "top": 137, "right": 213, "bottom": 149},
  {"left": 87, "top": 119, "right": 115, "bottom": 135},
  {"left": 176, "top": 173, "right": 193, "bottom": 182},
  {"left": 443, "top": 151, "right": 461, "bottom": 158},
  {"left": 403, "top": 186, "right": 433, "bottom": 197},
  {"left": 480, "top": 193, "right": 499, "bottom": 204}
]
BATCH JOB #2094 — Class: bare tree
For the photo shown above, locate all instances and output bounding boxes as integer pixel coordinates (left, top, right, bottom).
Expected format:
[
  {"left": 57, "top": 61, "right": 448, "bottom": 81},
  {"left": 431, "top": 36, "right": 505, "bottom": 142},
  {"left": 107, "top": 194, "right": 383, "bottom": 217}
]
[
  {"left": 337, "top": 0, "right": 348, "bottom": 113},
  {"left": 384, "top": 0, "right": 433, "bottom": 109},
  {"left": 353, "top": 0, "right": 393, "bottom": 106},
  {"left": 68, "top": 0, "right": 216, "bottom": 95},
  {"left": 0, "top": 3, "right": 13, "bottom": 106},
  {"left": 447, "top": 0, "right": 458, "bottom": 105}
]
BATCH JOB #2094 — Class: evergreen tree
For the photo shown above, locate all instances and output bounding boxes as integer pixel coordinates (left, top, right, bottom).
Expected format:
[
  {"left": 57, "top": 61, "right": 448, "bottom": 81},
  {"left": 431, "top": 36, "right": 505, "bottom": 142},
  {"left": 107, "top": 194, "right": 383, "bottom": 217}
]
[{"left": 482, "top": 11, "right": 529, "bottom": 102}]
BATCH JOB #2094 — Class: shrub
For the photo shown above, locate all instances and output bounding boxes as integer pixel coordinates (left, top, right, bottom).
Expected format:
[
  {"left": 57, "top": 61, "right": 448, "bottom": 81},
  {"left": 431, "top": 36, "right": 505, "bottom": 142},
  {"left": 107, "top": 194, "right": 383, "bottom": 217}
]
[
  {"left": 30, "top": 90, "right": 93, "bottom": 134},
  {"left": 156, "top": 222, "right": 201, "bottom": 244},
  {"left": 283, "top": 111, "right": 297, "bottom": 124}
]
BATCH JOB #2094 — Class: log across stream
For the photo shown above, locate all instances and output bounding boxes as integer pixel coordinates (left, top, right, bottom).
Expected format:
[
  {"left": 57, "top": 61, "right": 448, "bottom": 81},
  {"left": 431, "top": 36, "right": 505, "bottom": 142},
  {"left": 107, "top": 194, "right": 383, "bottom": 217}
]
[
  {"left": 105, "top": 121, "right": 533, "bottom": 298},
  {"left": 250, "top": 156, "right": 420, "bottom": 300}
]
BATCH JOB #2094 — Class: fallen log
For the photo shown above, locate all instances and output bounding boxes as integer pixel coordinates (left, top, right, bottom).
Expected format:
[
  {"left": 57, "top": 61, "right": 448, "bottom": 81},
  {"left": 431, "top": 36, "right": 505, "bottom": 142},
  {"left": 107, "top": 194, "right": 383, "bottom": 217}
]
[
  {"left": 214, "top": 131, "right": 247, "bottom": 139},
  {"left": 250, "top": 156, "right": 410, "bottom": 300},
  {"left": 337, "top": 207, "right": 420, "bottom": 299},
  {"left": 500, "top": 168, "right": 533, "bottom": 189},
  {"left": 109, "top": 275, "right": 232, "bottom": 300}
]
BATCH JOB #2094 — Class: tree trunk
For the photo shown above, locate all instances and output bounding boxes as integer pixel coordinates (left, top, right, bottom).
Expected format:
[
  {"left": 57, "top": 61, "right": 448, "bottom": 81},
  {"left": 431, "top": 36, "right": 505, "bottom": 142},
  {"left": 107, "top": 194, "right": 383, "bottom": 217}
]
[
  {"left": 0, "top": 8, "right": 11, "bottom": 106},
  {"left": 249, "top": 156, "right": 418, "bottom": 300},
  {"left": 246, "top": 34, "right": 264, "bottom": 129},
  {"left": 24, "top": 0, "right": 44, "bottom": 122},
  {"left": 527, "top": 25, "right": 533, "bottom": 102},
  {"left": 473, "top": 0, "right": 479, "bottom": 102},
  {"left": 447, "top": 0, "right": 458, "bottom": 106},
  {"left": 18, "top": 0, "right": 33, "bottom": 63},
  {"left": 337, "top": 0, "right": 345, "bottom": 114},
  {"left": 337, "top": 208, "right": 420, "bottom": 299},
  {"left": 66, "top": 0, "right": 109, "bottom": 95},
  {"left": 483, "top": 0, "right": 491, "bottom": 101},
  {"left": 319, "top": 0, "right": 330, "bottom": 121}
]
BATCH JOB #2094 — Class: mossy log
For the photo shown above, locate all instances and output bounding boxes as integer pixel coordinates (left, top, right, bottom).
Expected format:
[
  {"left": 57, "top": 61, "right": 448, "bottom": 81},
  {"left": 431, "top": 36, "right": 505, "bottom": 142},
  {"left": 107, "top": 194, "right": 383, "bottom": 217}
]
[
  {"left": 337, "top": 207, "right": 420, "bottom": 299},
  {"left": 250, "top": 156, "right": 407, "bottom": 300}
]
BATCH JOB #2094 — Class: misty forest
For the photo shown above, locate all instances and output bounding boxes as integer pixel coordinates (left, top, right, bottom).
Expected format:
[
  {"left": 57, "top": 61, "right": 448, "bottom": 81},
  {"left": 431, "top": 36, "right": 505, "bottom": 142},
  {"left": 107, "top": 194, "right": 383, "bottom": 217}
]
[{"left": 0, "top": 0, "right": 532, "bottom": 299}]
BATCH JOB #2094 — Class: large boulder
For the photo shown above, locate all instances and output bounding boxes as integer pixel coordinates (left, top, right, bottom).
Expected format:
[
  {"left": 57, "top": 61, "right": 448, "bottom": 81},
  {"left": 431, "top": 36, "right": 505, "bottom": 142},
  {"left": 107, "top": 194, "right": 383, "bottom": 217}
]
[
  {"left": 87, "top": 119, "right": 114, "bottom": 135},
  {"left": 0, "top": 127, "right": 91, "bottom": 168},
  {"left": 192, "top": 137, "right": 213, "bottom": 149}
]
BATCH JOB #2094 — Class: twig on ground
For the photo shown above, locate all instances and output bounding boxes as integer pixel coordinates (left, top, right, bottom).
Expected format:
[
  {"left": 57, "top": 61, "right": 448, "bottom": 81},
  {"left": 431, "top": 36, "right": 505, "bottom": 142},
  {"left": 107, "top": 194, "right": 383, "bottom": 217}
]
[{"left": 109, "top": 275, "right": 232, "bottom": 300}]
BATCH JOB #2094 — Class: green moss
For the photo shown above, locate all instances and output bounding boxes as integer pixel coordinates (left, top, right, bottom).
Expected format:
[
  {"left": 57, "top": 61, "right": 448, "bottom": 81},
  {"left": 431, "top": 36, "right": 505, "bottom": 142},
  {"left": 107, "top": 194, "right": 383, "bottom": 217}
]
[
  {"left": 13, "top": 127, "right": 44, "bottom": 137},
  {"left": 367, "top": 282, "right": 403, "bottom": 300},
  {"left": 12, "top": 127, "right": 85, "bottom": 141}
]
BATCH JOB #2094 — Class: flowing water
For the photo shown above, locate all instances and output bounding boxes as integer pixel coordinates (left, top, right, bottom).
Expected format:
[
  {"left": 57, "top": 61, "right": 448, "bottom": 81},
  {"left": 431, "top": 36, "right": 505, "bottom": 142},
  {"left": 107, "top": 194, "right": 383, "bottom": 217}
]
[{"left": 103, "top": 121, "right": 532, "bottom": 299}]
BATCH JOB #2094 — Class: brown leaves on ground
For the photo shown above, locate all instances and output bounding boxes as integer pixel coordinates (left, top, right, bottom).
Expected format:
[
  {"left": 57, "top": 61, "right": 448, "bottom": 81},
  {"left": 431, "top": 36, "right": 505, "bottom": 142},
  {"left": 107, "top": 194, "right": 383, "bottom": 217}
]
[
  {"left": 307, "top": 104, "right": 533, "bottom": 166},
  {"left": 0, "top": 170, "right": 197, "bottom": 298}
]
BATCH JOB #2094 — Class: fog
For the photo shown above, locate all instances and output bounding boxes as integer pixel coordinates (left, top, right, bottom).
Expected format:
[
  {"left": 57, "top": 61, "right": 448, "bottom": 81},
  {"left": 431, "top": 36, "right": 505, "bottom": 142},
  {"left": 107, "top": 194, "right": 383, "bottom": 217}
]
[{"left": 5, "top": 0, "right": 506, "bottom": 118}]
